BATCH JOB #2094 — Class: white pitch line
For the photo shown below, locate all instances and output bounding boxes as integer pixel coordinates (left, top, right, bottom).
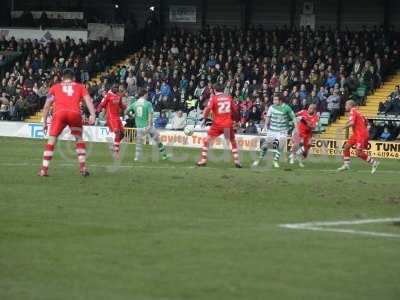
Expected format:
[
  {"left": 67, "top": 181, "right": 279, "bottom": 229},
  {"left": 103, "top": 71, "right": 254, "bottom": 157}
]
[
  {"left": 280, "top": 217, "right": 400, "bottom": 239},
  {"left": 0, "top": 162, "right": 31, "bottom": 166},
  {"left": 280, "top": 217, "right": 400, "bottom": 228},
  {"left": 292, "top": 226, "right": 400, "bottom": 239}
]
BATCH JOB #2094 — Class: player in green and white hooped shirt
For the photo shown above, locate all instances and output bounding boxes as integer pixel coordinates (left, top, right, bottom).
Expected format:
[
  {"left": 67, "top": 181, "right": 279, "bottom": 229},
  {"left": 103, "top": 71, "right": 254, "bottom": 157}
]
[
  {"left": 126, "top": 89, "right": 168, "bottom": 161},
  {"left": 253, "top": 95, "right": 297, "bottom": 168}
]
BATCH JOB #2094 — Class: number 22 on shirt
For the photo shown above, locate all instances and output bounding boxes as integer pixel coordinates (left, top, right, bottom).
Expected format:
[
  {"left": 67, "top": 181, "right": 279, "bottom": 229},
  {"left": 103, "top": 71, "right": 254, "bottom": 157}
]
[{"left": 217, "top": 101, "right": 231, "bottom": 113}]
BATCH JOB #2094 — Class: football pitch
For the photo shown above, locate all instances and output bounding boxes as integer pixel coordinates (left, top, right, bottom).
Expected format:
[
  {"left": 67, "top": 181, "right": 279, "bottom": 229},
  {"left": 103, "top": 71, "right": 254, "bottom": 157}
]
[{"left": 0, "top": 137, "right": 399, "bottom": 300}]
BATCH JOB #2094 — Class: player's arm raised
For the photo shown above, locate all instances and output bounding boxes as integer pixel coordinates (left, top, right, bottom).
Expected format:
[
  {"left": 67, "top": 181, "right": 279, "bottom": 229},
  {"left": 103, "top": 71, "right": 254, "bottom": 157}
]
[{"left": 83, "top": 94, "right": 96, "bottom": 125}]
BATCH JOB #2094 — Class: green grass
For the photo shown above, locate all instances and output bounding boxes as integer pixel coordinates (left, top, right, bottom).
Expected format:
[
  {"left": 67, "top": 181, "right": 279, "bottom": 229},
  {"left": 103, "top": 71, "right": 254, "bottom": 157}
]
[{"left": 0, "top": 137, "right": 399, "bottom": 300}]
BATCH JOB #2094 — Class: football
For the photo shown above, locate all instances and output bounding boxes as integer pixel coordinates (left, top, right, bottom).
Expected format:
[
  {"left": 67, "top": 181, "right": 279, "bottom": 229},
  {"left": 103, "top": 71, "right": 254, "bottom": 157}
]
[{"left": 183, "top": 126, "right": 194, "bottom": 136}]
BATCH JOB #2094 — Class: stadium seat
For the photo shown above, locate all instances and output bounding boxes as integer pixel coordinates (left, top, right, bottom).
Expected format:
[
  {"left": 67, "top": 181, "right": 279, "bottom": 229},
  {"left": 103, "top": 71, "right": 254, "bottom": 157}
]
[
  {"left": 317, "top": 113, "right": 331, "bottom": 132},
  {"left": 188, "top": 110, "right": 198, "bottom": 119},
  {"left": 320, "top": 117, "right": 330, "bottom": 126},
  {"left": 186, "top": 118, "right": 196, "bottom": 126},
  {"left": 321, "top": 112, "right": 330, "bottom": 118},
  {"left": 351, "top": 84, "right": 369, "bottom": 105}
]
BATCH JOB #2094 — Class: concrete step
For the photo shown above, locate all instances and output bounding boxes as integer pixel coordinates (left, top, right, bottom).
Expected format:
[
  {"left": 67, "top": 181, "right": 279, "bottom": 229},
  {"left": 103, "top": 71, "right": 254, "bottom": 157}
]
[
  {"left": 359, "top": 107, "right": 379, "bottom": 110},
  {"left": 369, "top": 93, "right": 389, "bottom": 96},
  {"left": 359, "top": 108, "right": 379, "bottom": 112}
]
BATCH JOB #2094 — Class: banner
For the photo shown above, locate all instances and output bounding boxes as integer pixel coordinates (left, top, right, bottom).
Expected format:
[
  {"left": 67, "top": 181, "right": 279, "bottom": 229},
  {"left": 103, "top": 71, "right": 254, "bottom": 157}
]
[
  {"left": 0, "top": 122, "right": 113, "bottom": 142},
  {"left": 169, "top": 6, "right": 197, "bottom": 23},
  {"left": 0, "top": 27, "right": 88, "bottom": 42},
  {"left": 288, "top": 138, "right": 400, "bottom": 160},
  {"left": 11, "top": 11, "right": 84, "bottom": 20},
  {"left": 88, "top": 23, "right": 125, "bottom": 42},
  {"left": 1, "top": 122, "right": 400, "bottom": 159},
  {"left": 159, "top": 130, "right": 260, "bottom": 151}
]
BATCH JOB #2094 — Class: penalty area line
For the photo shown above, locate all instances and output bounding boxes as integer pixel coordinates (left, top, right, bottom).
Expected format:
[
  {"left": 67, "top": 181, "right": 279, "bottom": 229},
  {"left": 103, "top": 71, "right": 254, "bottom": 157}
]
[{"left": 279, "top": 217, "right": 400, "bottom": 239}]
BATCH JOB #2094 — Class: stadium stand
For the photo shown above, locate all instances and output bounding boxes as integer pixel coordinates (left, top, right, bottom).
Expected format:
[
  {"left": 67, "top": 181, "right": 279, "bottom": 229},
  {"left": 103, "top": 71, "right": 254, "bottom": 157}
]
[
  {"left": 0, "top": 36, "right": 122, "bottom": 122},
  {"left": 11, "top": 10, "right": 87, "bottom": 28},
  {"left": 1, "top": 24, "right": 399, "bottom": 139},
  {"left": 365, "top": 115, "right": 400, "bottom": 141},
  {"left": 322, "top": 72, "right": 400, "bottom": 140},
  {"left": 93, "top": 26, "right": 399, "bottom": 134},
  {"left": 378, "top": 84, "right": 400, "bottom": 115}
]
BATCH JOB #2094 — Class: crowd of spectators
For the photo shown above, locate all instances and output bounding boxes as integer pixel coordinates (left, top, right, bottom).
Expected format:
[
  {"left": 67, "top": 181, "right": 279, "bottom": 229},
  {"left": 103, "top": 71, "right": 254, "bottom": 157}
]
[
  {"left": 374, "top": 85, "right": 400, "bottom": 140},
  {"left": 0, "top": 36, "right": 121, "bottom": 121},
  {"left": 378, "top": 85, "right": 400, "bottom": 115},
  {"left": 1, "top": 24, "right": 399, "bottom": 135},
  {"left": 94, "top": 25, "right": 399, "bottom": 132},
  {"left": 368, "top": 119, "right": 400, "bottom": 141}
]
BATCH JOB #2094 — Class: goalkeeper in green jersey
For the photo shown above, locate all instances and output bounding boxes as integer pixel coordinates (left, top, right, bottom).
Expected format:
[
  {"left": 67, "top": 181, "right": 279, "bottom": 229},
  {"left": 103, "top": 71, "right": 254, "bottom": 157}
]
[
  {"left": 253, "top": 94, "right": 297, "bottom": 168},
  {"left": 126, "top": 89, "right": 168, "bottom": 161}
]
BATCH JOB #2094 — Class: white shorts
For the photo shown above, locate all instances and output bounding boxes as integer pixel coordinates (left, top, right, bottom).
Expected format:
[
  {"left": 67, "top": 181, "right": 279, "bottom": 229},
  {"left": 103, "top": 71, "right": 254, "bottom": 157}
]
[{"left": 262, "top": 131, "right": 288, "bottom": 150}]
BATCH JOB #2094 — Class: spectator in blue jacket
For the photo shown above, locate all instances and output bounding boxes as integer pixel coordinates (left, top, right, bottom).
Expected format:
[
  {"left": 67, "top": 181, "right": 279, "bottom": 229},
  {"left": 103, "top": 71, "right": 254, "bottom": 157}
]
[
  {"left": 150, "top": 87, "right": 162, "bottom": 105},
  {"left": 206, "top": 54, "right": 216, "bottom": 68},
  {"left": 299, "top": 84, "right": 308, "bottom": 103},
  {"left": 160, "top": 81, "right": 172, "bottom": 98},
  {"left": 325, "top": 72, "right": 337, "bottom": 88},
  {"left": 154, "top": 112, "right": 168, "bottom": 129},
  {"left": 380, "top": 127, "right": 392, "bottom": 141},
  {"left": 179, "top": 75, "right": 188, "bottom": 91}
]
